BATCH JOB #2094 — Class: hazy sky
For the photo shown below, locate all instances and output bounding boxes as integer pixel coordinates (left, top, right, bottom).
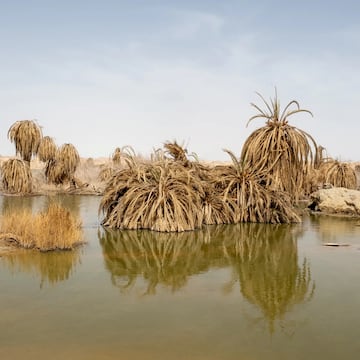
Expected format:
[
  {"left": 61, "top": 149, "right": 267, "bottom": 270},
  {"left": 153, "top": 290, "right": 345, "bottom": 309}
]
[{"left": 1, "top": 0, "right": 359, "bottom": 161}]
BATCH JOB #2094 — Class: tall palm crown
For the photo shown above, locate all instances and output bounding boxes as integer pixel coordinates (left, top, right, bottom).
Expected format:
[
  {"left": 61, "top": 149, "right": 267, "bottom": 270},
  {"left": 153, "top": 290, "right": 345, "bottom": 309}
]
[
  {"left": 8, "top": 120, "right": 43, "bottom": 164},
  {"left": 241, "top": 91, "right": 317, "bottom": 201}
]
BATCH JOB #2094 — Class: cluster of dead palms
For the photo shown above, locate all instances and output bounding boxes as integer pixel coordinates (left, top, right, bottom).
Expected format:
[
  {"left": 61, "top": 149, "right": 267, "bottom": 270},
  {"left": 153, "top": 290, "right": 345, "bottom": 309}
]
[
  {"left": 99, "top": 138, "right": 302, "bottom": 232},
  {"left": 1, "top": 119, "right": 81, "bottom": 194}
]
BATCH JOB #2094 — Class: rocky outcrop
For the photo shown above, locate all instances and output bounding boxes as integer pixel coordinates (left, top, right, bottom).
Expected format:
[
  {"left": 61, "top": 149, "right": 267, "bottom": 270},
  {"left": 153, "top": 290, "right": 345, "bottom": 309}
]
[{"left": 308, "top": 187, "right": 360, "bottom": 216}]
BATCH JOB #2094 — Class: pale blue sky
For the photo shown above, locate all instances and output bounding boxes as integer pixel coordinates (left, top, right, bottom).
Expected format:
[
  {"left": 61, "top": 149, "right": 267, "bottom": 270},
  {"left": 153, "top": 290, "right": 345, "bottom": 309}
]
[{"left": 1, "top": 0, "right": 359, "bottom": 161}]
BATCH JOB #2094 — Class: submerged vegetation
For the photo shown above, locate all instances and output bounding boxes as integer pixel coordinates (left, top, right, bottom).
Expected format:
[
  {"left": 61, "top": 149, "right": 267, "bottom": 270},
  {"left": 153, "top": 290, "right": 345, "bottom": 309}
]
[{"left": 0, "top": 203, "right": 83, "bottom": 251}]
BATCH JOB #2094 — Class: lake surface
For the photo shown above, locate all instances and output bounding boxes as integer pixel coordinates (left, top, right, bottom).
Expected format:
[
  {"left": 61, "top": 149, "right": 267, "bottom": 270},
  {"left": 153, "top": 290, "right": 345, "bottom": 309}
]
[{"left": 1, "top": 195, "right": 360, "bottom": 360}]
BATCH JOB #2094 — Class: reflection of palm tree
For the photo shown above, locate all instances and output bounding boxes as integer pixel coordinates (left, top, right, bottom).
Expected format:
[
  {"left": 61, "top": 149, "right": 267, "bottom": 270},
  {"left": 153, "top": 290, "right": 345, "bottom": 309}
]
[
  {"left": 1, "top": 249, "right": 81, "bottom": 287},
  {"left": 99, "top": 228, "right": 216, "bottom": 295},
  {"left": 222, "top": 223, "right": 315, "bottom": 334}
]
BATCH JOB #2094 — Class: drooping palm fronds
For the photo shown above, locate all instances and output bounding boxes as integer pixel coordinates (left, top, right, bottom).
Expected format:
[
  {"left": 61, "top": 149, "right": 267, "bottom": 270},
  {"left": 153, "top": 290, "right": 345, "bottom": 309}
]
[
  {"left": 7, "top": 120, "right": 43, "bottom": 165},
  {"left": 210, "top": 150, "right": 301, "bottom": 224},
  {"left": 100, "top": 159, "right": 206, "bottom": 232},
  {"left": 241, "top": 90, "right": 317, "bottom": 202},
  {"left": 1, "top": 158, "right": 32, "bottom": 194},
  {"left": 57, "top": 143, "right": 80, "bottom": 174},
  {"left": 222, "top": 223, "right": 315, "bottom": 334},
  {"left": 112, "top": 147, "right": 122, "bottom": 165},
  {"left": 164, "top": 140, "right": 188, "bottom": 163},
  {"left": 45, "top": 143, "right": 80, "bottom": 187},
  {"left": 38, "top": 136, "right": 57, "bottom": 162},
  {"left": 317, "top": 159, "right": 357, "bottom": 189}
]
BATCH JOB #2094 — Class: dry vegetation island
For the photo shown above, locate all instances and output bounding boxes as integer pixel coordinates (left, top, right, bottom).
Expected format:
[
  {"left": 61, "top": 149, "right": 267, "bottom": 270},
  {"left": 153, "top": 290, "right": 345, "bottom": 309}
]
[{"left": 1, "top": 91, "right": 359, "bottom": 252}]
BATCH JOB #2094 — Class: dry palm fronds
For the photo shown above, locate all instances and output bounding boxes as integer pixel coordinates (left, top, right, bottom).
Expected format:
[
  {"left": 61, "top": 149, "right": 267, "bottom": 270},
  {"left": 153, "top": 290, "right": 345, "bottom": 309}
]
[
  {"left": 1, "top": 158, "right": 32, "bottom": 194},
  {"left": 210, "top": 150, "right": 301, "bottom": 224},
  {"left": 317, "top": 159, "right": 357, "bottom": 189},
  {"left": 241, "top": 90, "right": 317, "bottom": 202},
  {"left": 98, "top": 164, "right": 116, "bottom": 182},
  {"left": 57, "top": 143, "right": 80, "bottom": 174},
  {"left": 45, "top": 143, "right": 80, "bottom": 186},
  {"left": 0, "top": 203, "right": 83, "bottom": 251},
  {"left": 38, "top": 136, "right": 57, "bottom": 162},
  {"left": 99, "top": 228, "right": 212, "bottom": 294},
  {"left": 7, "top": 119, "right": 43, "bottom": 164},
  {"left": 112, "top": 147, "right": 122, "bottom": 165},
  {"left": 222, "top": 223, "right": 314, "bottom": 334},
  {"left": 100, "top": 159, "right": 206, "bottom": 232},
  {"left": 164, "top": 140, "right": 188, "bottom": 163}
]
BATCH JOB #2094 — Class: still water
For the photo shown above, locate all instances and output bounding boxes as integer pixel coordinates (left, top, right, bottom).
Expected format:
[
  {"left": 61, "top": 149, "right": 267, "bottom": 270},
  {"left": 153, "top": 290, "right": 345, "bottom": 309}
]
[{"left": 0, "top": 195, "right": 360, "bottom": 360}]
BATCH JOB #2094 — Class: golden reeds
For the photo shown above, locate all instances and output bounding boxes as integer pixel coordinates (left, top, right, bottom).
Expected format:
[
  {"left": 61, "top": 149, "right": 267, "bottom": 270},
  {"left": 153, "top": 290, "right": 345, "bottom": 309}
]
[
  {"left": 241, "top": 90, "right": 317, "bottom": 202},
  {"left": 0, "top": 203, "right": 83, "bottom": 251},
  {"left": 1, "top": 158, "right": 32, "bottom": 194},
  {"left": 7, "top": 119, "right": 43, "bottom": 164}
]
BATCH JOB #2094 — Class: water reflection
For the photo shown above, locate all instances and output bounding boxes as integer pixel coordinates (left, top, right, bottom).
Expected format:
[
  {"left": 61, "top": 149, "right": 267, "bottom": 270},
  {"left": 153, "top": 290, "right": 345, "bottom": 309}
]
[
  {"left": 221, "top": 223, "right": 315, "bottom": 334},
  {"left": 309, "top": 214, "right": 360, "bottom": 245},
  {"left": 1, "top": 249, "right": 81, "bottom": 288},
  {"left": 100, "top": 223, "right": 315, "bottom": 332},
  {"left": 99, "top": 228, "right": 224, "bottom": 295},
  {"left": 1, "top": 195, "right": 40, "bottom": 213}
]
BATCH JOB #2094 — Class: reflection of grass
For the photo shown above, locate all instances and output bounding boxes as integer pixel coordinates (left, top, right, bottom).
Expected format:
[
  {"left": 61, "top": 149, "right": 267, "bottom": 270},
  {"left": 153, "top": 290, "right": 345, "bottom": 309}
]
[
  {"left": 2, "top": 249, "right": 81, "bottom": 287},
  {"left": 222, "top": 223, "right": 315, "bottom": 334},
  {"left": 99, "top": 228, "right": 217, "bottom": 295}
]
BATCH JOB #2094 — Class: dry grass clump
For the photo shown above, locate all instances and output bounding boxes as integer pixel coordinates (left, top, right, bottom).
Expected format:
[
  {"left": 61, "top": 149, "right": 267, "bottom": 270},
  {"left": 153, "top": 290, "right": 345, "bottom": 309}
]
[
  {"left": 241, "top": 90, "right": 317, "bottom": 202},
  {"left": 38, "top": 136, "right": 57, "bottom": 162},
  {"left": 8, "top": 119, "right": 43, "bottom": 165},
  {"left": 1, "top": 158, "right": 32, "bottom": 194},
  {"left": 0, "top": 203, "right": 83, "bottom": 251},
  {"left": 317, "top": 159, "right": 357, "bottom": 189}
]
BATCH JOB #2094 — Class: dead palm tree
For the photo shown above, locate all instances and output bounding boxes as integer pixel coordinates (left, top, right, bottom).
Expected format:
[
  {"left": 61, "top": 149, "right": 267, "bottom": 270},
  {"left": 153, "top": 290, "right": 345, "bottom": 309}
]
[
  {"left": 1, "top": 158, "right": 32, "bottom": 194},
  {"left": 241, "top": 90, "right": 317, "bottom": 202},
  {"left": 38, "top": 136, "right": 57, "bottom": 162},
  {"left": 100, "top": 146, "right": 206, "bottom": 232},
  {"left": 45, "top": 143, "right": 80, "bottom": 188},
  {"left": 211, "top": 150, "right": 301, "bottom": 224},
  {"left": 7, "top": 120, "right": 43, "bottom": 166},
  {"left": 318, "top": 159, "right": 357, "bottom": 189}
]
